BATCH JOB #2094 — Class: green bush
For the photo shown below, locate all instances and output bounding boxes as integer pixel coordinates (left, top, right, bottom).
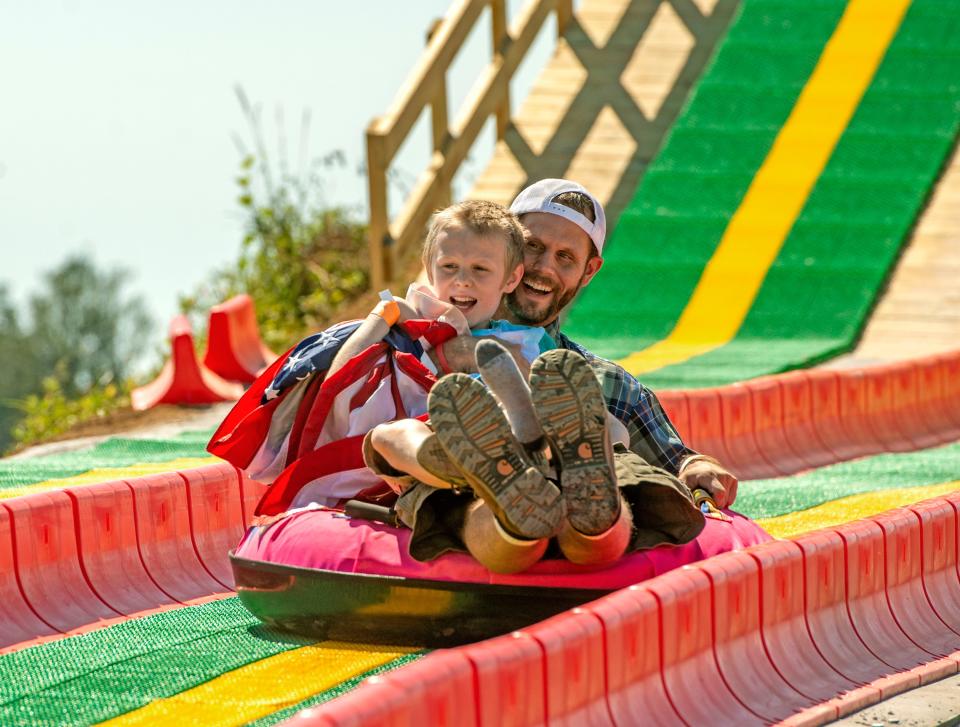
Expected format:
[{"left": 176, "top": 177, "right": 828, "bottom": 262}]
[
  {"left": 11, "top": 372, "right": 130, "bottom": 448},
  {"left": 181, "top": 89, "right": 370, "bottom": 352}
]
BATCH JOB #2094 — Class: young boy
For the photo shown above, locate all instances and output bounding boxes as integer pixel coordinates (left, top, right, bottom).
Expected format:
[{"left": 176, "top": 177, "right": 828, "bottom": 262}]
[
  {"left": 329, "top": 199, "right": 553, "bottom": 489},
  {"left": 330, "top": 199, "right": 638, "bottom": 574}
]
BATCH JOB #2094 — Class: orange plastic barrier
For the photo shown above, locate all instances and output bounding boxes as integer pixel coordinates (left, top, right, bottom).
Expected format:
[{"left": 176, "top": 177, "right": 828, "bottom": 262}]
[
  {"left": 131, "top": 315, "right": 244, "bottom": 410},
  {"left": 179, "top": 464, "right": 246, "bottom": 590},
  {"left": 297, "top": 491, "right": 960, "bottom": 727},
  {"left": 719, "top": 384, "right": 783, "bottom": 479},
  {"left": 684, "top": 389, "right": 734, "bottom": 467},
  {"left": 66, "top": 482, "right": 178, "bottom": 614},
  {"left": 203, "top": 294, "right": 278, "bottom": 383},
  {"left": 462, "top": 632, "right": 547, "bottom": 727},
  {"left": 126, "top": 471, "right": 229, "bottom": 603},
  {"left": 662, "top": 348, "right": 960, "bottom": 478},
  {"left": 4, "top": 491, "right": 120, "bottom": 633},
  {"left": 0, "top": 465, "right": 241, "bottom": 652},
  {"left": 0, "top": 505, "right": 58, "bottom": 648}
]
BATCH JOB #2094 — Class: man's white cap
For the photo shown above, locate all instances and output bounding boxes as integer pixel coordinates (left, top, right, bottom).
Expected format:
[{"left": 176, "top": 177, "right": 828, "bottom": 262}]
[{"left": 509, "top": 178, "right": 606, "bottom": 254}]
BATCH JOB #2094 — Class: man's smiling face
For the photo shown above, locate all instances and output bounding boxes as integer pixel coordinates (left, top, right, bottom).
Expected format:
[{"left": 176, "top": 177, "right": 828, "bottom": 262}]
[{"left": 503, "top": 212, "right": 603, "bottom": 327}]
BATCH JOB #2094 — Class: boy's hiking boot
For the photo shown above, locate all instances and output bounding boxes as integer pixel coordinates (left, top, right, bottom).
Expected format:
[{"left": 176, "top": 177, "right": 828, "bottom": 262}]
[
  {"left": 415, "top": 433, "right": 471, "bottom": 492},
  {"left": 428, "top": 373, "right": 564, "bottom": 540},
  {"left": 474, "top": 339, "right": 554, "bottom": 481},
  {"left": 529, "top": 349, "right": 620, "bottom": 536}
]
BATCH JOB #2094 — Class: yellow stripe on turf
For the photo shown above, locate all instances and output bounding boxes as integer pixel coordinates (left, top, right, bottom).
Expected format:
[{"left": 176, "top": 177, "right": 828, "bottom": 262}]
[
  {"left": 99, "top": 642, "right": 415, "bottom": 727},
  {"left": 617, "top": 0, "right": 911, "bottom": 376},
  {"left": 0, "top": 457, "right": 219, "bottom": 499},
  {"left": 758, "top": 480, "right": 960, "bottom": 539}
]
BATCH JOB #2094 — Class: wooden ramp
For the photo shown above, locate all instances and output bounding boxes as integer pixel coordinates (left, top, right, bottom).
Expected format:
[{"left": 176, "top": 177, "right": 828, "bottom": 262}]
[
  {"left": 468, "top": 0, "right": 737, "bottom": 223},
  {"left": 826, "top": 141, "right": 960, "bottom": 369}
]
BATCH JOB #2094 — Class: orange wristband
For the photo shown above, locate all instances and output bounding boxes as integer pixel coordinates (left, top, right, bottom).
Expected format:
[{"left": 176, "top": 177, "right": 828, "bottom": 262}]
[{"left": 371, "top": 300, "right": 400, "bottom": 327}]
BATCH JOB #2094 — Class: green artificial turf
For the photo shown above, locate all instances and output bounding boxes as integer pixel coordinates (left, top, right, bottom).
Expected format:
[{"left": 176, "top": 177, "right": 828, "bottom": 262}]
[
  {"left": 0, "top": 430, "right": 214, "bottom": 490},
  {"left": 563, "top": 0, "right": 960, "bottom": 389}
]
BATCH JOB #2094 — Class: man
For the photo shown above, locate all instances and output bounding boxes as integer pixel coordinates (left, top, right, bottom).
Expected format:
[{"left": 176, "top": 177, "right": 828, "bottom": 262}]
[
  {"left": 435, "top": 179, "right": 738, "bottom": 508},
  {"left": 408, "top": 179, "right": 737, "bottom": 573}
]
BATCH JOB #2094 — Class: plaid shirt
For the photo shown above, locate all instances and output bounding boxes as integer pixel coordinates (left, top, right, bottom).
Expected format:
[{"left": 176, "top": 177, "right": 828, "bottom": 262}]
[{"left": 547, "top": 323, "right": 694, "bottom": 474}]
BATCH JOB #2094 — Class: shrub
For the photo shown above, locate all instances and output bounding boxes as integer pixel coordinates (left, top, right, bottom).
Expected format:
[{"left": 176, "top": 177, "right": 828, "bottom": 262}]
[{"left": 181, "top": 89, "right": 369, "bottom": 352}]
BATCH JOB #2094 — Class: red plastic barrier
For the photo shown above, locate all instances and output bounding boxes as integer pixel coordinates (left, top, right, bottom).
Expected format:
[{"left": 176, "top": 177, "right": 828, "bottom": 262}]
[
  {"left": 66, "top": 482, "right": 178, "bottom": 614},
  {"left": 747, "top": 541, "right": 866, "bottom": 706},
  {"left": 719, "top": 384, "right": 781, "bottom": 479},
  {"left": 909, "top": 499, "right": 960, "bottom": 636},
  {"left": 778, "top": 371, "right": 836, "bottom": 470},
  {"left": 870, "top": 509, "right": 960, "bottom": 662},
  {"left": 180, "top": 463, "right": 246, "bottom": 589},
  {"left": 886, "top": 360, "right": 943, "bottom": 450},
  {"left": 585, "top": 586, "right": 682, "bottom": 726},
  {"left": 203, "top": 294, "right": 278, "bottom": 384},
  {"left": 299, "top": 493, "right": 960, "bottom": 727},
  {"left": 131, "top": 315, "right": 244, "bottom": 410},
  {"left": 292, "top": 650, "right": 479, "bottom": 727},
  {"left": 792, "top": 529, "right": 911, "bottom": 690},
  {"left": 4, "top": 491, "right": 120, "bottom": 632},
  {"left": 835, "top": 520, "right": 939, "bottom": 672},
  {"left": 658, "top": 389, "right": 691, "bottom": 442},
  {"left": 238, "top": 469, "right": 268, "bottom": 526},
  {"left": 685, "top": 389, "right": 734, "bottom": 469},
  {"left": 807, "top": 369, "right": 870, "bottom": 462},
  {"left": 126, "top": 471, "right": 228, "bottom": 602},
  {"left": 863, "top": 366, "right": 916, "bottom": 452},
  {"left": 747, "top": 377, "right": 810, "bottom": 477},
  {"left": 523, "top": 609, "right": 611, "bottom": 726},
  {"left": 694, "top": 552, "right": 814, "bottom": 721},
  {"left": 837, "top": 371, "right": 884, "bottom": 457},
  {"left": 939, "top": 352, "right": 960, "bottom": 429},
  {"left": 915, "top": 356, "right": 960, "bottom": 445},
  {"left": 463, "top": 631, "right": 546, "bottom": 727},
  {"left": 646, "top": 568, "right": 764, "bottom": 724},
  {"left": 0, "top": 505, "right": 58, "bottom": 649}
]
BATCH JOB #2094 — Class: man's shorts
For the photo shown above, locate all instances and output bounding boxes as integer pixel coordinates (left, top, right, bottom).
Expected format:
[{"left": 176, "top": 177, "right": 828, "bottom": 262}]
[{"left": 394, "top": 443, "right": 705, "bottom": 562}]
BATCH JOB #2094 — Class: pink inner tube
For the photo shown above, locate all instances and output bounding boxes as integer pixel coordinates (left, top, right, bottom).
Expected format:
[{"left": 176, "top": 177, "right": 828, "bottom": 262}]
[{"left": 236, "top": 508, "right": 773, "bottom": 590}]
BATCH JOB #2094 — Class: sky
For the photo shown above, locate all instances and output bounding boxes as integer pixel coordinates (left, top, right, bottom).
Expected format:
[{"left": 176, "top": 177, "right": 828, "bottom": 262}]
[{"left": 0, "top": 0, "right": 558, "bottom": 347}]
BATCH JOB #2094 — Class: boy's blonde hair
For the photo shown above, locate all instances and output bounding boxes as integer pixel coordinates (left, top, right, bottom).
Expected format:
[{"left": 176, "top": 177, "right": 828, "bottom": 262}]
[{"left": 422, "top": 200, "right": 525, "bottom": 277}]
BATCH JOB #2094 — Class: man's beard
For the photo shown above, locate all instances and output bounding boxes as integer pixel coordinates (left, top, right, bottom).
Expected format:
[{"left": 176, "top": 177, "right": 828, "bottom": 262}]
[{"left": 505, "top": 273, "right": 583, "bottom": 326}]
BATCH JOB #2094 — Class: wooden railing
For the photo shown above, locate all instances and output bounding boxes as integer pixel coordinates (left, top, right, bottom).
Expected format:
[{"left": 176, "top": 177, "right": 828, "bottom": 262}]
[{"left": 365, "top": 0, "right": 573, "bottom": 288}]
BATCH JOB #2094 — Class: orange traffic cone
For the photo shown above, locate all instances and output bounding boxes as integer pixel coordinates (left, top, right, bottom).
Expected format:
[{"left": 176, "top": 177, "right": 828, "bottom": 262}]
[
  {"left": 202, "top": 294, "right": 278, "bottom": 383},
  {"left": 132, "top": 316, "right": 244, "bottom": 410}
]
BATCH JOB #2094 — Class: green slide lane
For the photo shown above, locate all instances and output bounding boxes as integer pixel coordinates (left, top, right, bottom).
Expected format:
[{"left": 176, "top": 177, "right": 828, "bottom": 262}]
[
  {"left": 736, "top": 440, "right": 960, "bottom": 520},
  {"left": 564, "top": 0, "right": 960, "bottom": 389},
  {"left": 643, "top": 0, "right": 960, "bottom": 387},
  {"left": 563, "top": 0, "right": 849, "bottom": 356},
  {"left": 0, "top": 598, "right": 420, "bottom": 726},
  {"left": 0, "top": 430, "right": 214, "bottom": 490}
]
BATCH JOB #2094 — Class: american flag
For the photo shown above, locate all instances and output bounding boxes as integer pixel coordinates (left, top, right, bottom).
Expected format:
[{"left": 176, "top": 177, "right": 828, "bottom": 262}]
[{"left": 208, "top": 317, "right": 460, "bottom": 517}]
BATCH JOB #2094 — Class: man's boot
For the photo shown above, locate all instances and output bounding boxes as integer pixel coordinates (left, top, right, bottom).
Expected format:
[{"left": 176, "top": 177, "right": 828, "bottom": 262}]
[{"left": 529, "top": 349, "right": 621, "bottom": 536}]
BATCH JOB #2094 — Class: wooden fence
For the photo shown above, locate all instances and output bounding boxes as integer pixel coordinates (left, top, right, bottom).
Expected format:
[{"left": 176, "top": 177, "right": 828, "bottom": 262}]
[{"left": 365, "top": 0, "right": 573, "bottom": 288}]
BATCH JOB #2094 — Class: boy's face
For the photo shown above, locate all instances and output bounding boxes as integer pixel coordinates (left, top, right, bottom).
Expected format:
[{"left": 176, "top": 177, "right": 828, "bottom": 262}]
[{"left": 428, "top": 226, "right": 523, "bottom": 328}]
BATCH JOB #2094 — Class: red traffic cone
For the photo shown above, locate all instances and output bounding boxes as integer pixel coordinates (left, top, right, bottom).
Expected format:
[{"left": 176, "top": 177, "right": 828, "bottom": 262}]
[{"left": 132, "top": 316, "right": 244, "bottom": 410}]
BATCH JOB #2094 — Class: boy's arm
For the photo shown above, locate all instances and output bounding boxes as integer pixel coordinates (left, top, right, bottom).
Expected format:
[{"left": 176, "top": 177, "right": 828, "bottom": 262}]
[{"left": 327, "top": 299, "right": 415, "bottom": 378}]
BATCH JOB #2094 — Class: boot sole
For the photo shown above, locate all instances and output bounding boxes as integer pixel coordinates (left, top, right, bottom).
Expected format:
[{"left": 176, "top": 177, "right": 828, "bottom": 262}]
[
  {"left": 428, "top": 374, "right": 563, "bottom": 540},
  {"left": 529, "top": 350, "right": 620, "bottom": 535}
]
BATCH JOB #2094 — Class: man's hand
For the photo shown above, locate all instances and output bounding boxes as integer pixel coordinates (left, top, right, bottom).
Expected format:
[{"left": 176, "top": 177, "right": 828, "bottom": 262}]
[
  {"left": 678, "top": 455, "right": 738, "bottom": 509},
  {"left": 431, "top": 335, "right": 530, "bottom": 377}
]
